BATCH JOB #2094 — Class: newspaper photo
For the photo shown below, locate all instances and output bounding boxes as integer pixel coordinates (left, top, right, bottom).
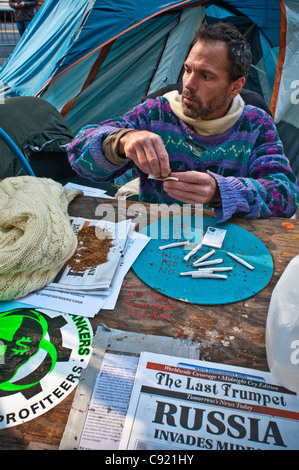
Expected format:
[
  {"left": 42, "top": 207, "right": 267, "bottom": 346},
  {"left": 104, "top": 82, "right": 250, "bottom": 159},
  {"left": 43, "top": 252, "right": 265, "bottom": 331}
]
[{"left": 118, "top": 352, "right": 299, "bottom": 450}]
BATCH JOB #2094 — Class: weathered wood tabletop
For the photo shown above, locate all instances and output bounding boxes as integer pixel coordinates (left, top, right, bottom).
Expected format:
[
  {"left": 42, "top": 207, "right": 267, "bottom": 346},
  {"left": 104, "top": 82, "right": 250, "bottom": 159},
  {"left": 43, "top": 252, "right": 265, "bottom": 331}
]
[{"left": 1, "top": 195, "right": 298, "bottom": 449}]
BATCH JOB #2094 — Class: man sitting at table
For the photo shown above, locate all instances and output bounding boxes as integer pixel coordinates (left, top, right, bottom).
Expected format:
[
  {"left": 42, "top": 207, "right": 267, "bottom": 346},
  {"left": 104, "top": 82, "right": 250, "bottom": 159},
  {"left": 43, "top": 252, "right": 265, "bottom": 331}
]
[{"left": 67, "top": 22, "right": 299, "bottom": 222}]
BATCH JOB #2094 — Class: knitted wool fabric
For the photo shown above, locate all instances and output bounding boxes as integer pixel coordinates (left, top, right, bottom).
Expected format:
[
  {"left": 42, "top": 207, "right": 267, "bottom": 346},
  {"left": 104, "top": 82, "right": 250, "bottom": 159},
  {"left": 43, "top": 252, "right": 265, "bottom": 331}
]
[{"left": 0, "top": 176, "right": 82, "bottom": 300}]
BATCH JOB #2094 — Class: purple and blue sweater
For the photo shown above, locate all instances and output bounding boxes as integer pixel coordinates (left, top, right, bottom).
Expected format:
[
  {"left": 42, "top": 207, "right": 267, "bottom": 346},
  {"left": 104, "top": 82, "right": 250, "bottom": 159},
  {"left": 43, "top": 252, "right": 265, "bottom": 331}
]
[{"left": 67, "top": 97, "right": 299, "bottom": 222}]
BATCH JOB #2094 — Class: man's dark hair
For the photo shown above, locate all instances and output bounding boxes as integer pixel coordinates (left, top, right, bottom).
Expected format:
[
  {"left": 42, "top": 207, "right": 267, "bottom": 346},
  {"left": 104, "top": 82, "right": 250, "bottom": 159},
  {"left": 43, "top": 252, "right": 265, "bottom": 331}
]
[{"left": 194, "top": 22, "right": 252, "bottom": 82}]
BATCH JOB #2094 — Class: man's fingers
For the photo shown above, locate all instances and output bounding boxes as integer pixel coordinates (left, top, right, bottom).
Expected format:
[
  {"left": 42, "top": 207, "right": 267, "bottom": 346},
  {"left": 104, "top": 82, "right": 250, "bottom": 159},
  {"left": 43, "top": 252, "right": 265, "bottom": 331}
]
[
  {"left": 143, "top": 144, "right": 163, "bottom": 177},
  {"left": 135, "top": 150, "right": 153, "bottom": 175},
  {"left": 163, "top": 171, "right": 218, "bottom": 205},
  {"left": 163, "top": 186, "right": 200, "bottom": 204},
  {"left": 152, "top": 138, "right": 171, "bottom": 177},
  {"left": 170, "top": 171, "right": 209, "bottom": 183},
  {"left": 121, "top": 131, "right": 170, "bottom": 177},
  {"left": 141, "top": 133, "right": 170, "bottom": 177}
]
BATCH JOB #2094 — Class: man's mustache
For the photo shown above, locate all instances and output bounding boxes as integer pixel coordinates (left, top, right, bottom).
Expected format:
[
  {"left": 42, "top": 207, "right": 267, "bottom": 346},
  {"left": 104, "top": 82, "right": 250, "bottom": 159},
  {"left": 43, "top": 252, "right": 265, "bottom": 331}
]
[{"left": 182, "top": 89, "right": 201, "bottom": 104}]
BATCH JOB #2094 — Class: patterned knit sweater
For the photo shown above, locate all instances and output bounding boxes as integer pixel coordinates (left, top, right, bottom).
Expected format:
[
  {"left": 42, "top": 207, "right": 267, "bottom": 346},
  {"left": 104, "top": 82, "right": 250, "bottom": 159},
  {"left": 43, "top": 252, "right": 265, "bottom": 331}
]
[{"left": 67, "top": 97, "right": 299, "bottom": 222}]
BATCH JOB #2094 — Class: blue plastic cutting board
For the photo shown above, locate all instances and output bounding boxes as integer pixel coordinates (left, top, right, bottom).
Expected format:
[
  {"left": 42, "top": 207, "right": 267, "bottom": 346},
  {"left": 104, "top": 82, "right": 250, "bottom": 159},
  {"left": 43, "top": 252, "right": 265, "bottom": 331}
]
[{"left": 132, "top": 216, "right": 273, "bottom": 304}]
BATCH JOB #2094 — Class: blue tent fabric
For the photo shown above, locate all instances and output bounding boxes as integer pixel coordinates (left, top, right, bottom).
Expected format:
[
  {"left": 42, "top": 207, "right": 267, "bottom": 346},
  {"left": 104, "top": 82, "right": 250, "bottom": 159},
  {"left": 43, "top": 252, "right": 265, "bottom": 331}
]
[
  {"left": 54, "top": 0, "right": 281, "bottom": 75},
  {"left": 56, "top": 7, "right": 205, "bottom": 133},
  {"left": 0, "top": 0, "right": 281, "bottom": 100},
  {"left": 0, "top": 0, "right": 89, "bottom": 96},
  {"left": 54, "top": 0, "right": 205, "bottom": 74},
  {"left": 207, "top": 0, "right": 281, "bottom": 47}
]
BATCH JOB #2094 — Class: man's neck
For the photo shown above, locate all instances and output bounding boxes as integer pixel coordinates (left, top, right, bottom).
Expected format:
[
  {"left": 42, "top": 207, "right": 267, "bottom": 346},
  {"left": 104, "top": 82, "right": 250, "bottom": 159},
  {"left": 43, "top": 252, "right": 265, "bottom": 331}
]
[{"left": 198, "top": 99, "right": 233, "bottom": 121}]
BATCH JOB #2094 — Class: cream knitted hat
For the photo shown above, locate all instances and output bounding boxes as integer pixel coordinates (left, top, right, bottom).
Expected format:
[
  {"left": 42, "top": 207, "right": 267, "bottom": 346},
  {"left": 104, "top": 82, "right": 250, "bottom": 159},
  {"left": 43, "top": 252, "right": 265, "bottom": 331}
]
[{"left": 0, "top": 176, "right": 82, "bottom": 300}]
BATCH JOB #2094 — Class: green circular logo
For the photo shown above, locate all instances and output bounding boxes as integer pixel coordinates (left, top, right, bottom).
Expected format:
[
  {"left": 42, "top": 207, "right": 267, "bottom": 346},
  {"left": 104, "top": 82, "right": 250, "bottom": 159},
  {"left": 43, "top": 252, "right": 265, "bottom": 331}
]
[{"left": 0, "top": 306, "right": 93, "bottom": 428}]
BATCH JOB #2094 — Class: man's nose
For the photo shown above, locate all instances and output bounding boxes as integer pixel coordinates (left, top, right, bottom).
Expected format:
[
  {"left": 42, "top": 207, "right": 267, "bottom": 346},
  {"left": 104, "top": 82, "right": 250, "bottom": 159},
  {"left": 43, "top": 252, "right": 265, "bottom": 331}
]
[{"left": 184, "top": 73, "right": 197, "bottom": 93}]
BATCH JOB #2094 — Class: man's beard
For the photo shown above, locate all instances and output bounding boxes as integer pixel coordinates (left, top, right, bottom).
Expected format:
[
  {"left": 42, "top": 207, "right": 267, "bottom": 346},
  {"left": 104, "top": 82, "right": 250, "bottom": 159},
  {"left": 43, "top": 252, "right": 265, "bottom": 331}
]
[{"left": 182, "top": 88, "right": 230, "bottom": 119}]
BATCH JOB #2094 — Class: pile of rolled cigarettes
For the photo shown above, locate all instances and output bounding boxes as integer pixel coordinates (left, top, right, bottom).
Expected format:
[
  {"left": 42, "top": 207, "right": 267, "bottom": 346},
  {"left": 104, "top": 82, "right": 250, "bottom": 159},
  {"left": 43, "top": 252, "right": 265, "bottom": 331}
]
[{"left": 158, "top": 241, "right": 254, "bottom": 280}]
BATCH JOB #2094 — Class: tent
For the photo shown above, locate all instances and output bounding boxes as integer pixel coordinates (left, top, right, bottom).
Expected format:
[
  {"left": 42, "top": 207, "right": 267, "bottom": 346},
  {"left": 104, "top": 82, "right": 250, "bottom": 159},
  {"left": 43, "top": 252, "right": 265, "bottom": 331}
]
[{"left": 0, "top": 0, "right": 298, "bottom": 175}]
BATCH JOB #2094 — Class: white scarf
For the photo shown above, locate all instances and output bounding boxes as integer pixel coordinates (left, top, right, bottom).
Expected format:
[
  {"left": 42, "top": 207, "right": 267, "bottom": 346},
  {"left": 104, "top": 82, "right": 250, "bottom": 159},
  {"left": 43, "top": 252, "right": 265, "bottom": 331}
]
[{"left": 164, "top": 90, "right": 244, "bottom": 136}]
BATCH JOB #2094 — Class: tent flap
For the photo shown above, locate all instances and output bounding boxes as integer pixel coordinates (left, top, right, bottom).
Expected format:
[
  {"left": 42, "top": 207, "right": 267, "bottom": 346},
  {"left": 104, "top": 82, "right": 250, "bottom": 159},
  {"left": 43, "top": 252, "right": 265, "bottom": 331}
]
[{"left": 0, "top": 0, "right": 90, "bottom": 97}]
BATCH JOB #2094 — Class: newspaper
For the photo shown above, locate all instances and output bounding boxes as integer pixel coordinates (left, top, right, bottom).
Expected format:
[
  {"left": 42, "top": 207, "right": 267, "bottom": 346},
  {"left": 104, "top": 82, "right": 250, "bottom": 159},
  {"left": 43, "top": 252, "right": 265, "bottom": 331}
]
[
  {"left": 78, "top": 352, "right": 139, "bottom": 450},
  {"left": 60, "top": 326, "right": 200, "bottom": 450},
  {"left": 46, "top": 217, "right": 134, "bottom": 294},
  {"left": 118, "top": 352, "right": 299, "bottom": 450},
  {"left": 18, "top": 221, "right": 150, "bottom": 317}
]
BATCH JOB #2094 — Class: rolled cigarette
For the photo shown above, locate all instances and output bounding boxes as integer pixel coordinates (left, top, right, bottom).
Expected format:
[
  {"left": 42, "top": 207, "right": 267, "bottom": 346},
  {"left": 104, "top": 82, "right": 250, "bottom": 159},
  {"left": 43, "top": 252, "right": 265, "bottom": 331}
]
[
  {"left": 192, "top": 249, "right": 215, "bottom": 265},
  {"left": 159, "top": 241, "right": 188, "bottom": 250},
  {"left": 193, "top": 258, "right": 223, "bottom": 267},
  {"left": 208, "top": 266, "right": 233, "bottom": 272},
  {"left": 191, "top": 273, "right": 227, "bottom": 280},
  {"left": 183, "top": 243, "right": 202, "bottom": 262},
  {"left": 180, "top": 268, "right": 213, "bottom": 276},
  {"left": 148, "top": 174, "right": 179, "bottom": 181},
  {"left": 227, "top": 252, "right": 254, "bottom": 270}
]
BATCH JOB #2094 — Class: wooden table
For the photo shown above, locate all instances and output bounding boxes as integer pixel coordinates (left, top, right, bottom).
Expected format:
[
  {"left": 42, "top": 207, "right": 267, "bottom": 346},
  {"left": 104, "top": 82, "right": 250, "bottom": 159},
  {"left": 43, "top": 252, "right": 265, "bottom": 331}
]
[{"left": 1, "top": 195, "right": 299, "bottom": 449}]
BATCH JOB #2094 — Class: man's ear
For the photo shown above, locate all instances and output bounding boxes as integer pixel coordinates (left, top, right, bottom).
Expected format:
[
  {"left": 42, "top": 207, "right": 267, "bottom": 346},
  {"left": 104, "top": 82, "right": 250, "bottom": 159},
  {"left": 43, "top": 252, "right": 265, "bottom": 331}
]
[{"left": 229, "top": 76, "right": 246, "bottom": 98}]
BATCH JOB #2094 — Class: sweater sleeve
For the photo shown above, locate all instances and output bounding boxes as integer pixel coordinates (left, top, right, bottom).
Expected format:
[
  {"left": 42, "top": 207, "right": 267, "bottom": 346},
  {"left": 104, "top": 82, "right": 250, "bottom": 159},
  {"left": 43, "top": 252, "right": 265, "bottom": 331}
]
[
  {"left": 66, "top": 99, "right": 162, "bottom": 182},
  {"left": 66, "top": 124, "right": 136, "bottom": 182},
  {"left": 210, "top": 113, "right": 299, "bottom": 222}
]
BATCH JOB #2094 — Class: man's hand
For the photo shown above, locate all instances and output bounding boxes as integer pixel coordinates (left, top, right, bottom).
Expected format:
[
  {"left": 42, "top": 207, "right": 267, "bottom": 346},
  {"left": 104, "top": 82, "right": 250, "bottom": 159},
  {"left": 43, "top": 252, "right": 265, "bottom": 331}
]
[
  {"left": 118, "top": 130, "right": 170, "bottom": 178},
  {"left": 163, "top": 170, "right": 221, "bottom": 206}
]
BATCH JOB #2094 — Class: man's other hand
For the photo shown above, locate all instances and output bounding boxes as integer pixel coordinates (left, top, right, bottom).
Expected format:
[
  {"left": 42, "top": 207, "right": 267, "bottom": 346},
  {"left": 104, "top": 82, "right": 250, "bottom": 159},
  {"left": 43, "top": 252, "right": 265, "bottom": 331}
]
[{"left": 163, "top": 170, "right": 221, "bottom": 206}]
